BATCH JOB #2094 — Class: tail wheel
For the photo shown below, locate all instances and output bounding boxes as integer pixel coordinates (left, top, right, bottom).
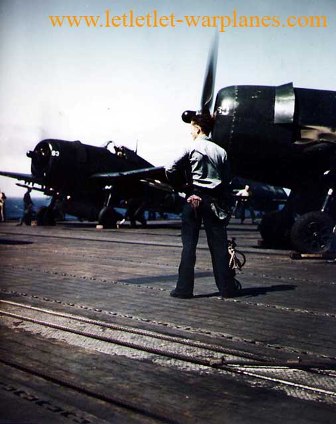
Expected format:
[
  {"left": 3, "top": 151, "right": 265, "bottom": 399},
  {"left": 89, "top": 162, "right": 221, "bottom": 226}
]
[{"left": 290, "top": 211, "right": 335, "bottom": 253}]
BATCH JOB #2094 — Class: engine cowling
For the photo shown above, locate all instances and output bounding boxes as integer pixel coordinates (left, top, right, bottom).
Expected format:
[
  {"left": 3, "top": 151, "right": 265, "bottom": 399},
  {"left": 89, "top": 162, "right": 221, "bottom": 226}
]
[{"left": 27, "top": 139, "right": 124, "bottom": 192}]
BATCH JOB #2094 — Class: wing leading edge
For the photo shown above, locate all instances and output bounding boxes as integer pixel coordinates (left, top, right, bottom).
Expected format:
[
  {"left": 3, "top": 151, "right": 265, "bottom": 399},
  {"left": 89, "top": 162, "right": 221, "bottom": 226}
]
[
  {"left": 90, "top": 166, "right": 166, "bottom": 183},
  {"left": 0, "top": 171, "right": 39, "bottom": 185}
]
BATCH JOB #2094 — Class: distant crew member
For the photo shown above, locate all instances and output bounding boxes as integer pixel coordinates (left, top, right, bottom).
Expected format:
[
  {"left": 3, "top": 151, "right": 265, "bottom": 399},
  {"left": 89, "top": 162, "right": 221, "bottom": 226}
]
[
  {"left": 0, "top": 190, "right": 6, "bottom": 222},
  {"left": 236, "top": 185, "right": 256, "bottom": 224},
  {"left": 17, "top": 188, "right": 34, "bottom": 226},
  {"left": 166, "top": 113, "right": 241, "bottom": 299}
]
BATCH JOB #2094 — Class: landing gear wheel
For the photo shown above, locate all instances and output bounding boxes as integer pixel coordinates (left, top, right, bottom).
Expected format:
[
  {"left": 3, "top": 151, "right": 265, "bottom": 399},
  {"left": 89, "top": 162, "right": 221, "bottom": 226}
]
[
  {"left": 290, "top": 211, "right": 335, "bottom": 253},
  {"left": 36, "top": 206, "right": 56, "bottom": 226},
  {"left": 98, "top": 206, "right": 120, "bottom": 229}
]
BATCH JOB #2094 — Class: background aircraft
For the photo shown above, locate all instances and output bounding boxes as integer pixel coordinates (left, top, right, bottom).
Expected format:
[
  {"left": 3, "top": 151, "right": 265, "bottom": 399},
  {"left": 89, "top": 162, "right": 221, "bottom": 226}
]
[
  {"left": 0, "top": 137, "right": 286, "bottom": 228},
  {"left": 0, "top": 140, "right": 182, "bottom": 227}
]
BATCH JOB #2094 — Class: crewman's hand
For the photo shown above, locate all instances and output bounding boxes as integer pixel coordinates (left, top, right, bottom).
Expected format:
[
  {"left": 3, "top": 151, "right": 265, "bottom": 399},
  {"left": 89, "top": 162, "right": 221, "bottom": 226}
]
[{"left": 187, "top": 194, "right": 202, "bottom": 209}]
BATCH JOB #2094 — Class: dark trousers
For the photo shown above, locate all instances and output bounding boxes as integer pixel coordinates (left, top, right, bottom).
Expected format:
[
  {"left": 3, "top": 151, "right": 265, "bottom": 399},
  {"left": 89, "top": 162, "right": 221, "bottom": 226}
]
[
  {"left": 175, "top": 198, "right": 233, "bottom": 296},
  {"left": 238, "top": 199, "right": 255, "bottom": 223}
]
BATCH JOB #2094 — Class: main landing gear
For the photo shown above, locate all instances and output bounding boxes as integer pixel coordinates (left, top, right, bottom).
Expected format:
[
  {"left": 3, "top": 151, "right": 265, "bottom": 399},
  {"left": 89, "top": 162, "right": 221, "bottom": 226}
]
[
  {"left": 98, "top": 191, "right": 123, "bottom": 228},
  {"left": 259, "top": 187, "right": 335, "bottom": 254}
]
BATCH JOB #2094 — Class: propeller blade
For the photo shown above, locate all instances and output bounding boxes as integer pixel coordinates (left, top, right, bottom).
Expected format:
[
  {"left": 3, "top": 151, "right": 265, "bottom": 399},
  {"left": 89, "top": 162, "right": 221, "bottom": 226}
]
[{"left": 200, "top": 32, "right": 219, "bottom": 113}]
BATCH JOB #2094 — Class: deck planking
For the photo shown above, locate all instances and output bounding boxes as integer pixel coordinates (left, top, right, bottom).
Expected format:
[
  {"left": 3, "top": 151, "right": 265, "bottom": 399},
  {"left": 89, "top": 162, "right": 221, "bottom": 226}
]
[{"left": 0, "top": 220, "right": 335, "bottom": 423}]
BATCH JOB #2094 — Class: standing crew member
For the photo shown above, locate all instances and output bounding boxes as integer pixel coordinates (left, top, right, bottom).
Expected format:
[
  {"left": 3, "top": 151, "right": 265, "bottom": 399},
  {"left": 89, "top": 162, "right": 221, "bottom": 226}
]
[
  {"left": 17, "top": 188, "right": 34, "bottom": 226},
  {"left": 236, "top": 184, "right": 256, "bottom": 224},
  {"left": 166, "top": 113, "right": 241, "bottom": 299},
  {"left": 0, "top": 190, "right": 6, "bottom": 222}
]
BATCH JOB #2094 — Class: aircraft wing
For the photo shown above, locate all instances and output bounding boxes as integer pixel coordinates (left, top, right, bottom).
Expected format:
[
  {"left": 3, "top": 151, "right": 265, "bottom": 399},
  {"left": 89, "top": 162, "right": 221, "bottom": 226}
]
[
  {"left": 90, "top": 166, "right": 167, "bottom": 183},
  {"left": 0, "top": 170, "right": 39, "bottom": 185}
]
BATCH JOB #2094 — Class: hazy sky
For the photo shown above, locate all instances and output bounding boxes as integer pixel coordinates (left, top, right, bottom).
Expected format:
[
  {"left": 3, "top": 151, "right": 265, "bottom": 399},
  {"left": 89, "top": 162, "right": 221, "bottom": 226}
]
[{"left": 1, "top": 0, "right": 336, "bottom": 195}]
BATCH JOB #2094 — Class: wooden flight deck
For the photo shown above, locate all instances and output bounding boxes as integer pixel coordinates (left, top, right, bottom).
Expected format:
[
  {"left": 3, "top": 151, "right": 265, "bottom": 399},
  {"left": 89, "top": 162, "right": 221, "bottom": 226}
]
[{"left": 0, "top": 219, "right": 335, "bottom": 423}]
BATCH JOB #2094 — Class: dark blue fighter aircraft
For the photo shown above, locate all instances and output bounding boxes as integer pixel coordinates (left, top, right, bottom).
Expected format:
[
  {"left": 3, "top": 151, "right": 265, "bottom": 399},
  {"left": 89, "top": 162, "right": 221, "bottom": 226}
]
[
  {"left": 182, "top": 35, "right": 336, "bottom": 254},
  {"left": 0, "top": 140, "right": 181, "bottom": 227}
]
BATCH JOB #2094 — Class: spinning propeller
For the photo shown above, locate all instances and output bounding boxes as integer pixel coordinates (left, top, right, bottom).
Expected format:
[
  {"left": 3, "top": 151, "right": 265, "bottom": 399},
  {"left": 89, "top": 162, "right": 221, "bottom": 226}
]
[{"left": 182, "top": 32, "right": 219, "bottom": 123}]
